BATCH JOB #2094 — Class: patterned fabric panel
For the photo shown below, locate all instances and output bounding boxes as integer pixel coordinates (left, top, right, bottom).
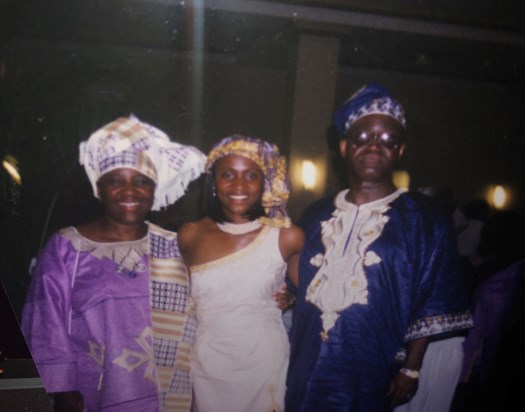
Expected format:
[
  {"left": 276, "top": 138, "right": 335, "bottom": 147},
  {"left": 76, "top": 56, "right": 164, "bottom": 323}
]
[
  {"left": 150, "top": 232, "right": 182, "bottom": 259},
  {"left": 149, "top": 223, "right": 192, "bottom": 412},
  {"left": 151, "top": 282, "right": 189, "bottom": 313}
]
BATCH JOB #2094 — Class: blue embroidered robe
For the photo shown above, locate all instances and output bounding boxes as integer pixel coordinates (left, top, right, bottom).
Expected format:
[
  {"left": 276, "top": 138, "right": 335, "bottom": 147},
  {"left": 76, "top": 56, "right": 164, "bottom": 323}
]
[{"left": 285, "top": 190, "right": 472, "bottom": 412}]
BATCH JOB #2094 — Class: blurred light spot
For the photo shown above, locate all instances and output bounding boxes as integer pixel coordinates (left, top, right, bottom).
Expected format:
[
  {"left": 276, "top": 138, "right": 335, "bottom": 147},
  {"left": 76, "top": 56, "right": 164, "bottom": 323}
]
[
  {"left": 492, "top": 185, "right": 507, "bottom": 209},
  {"left": 302, "top": 160, "right": 317, "bottom": 190},
  {"left": 3, "top": 155, "right": 22, "bottom": 185}
]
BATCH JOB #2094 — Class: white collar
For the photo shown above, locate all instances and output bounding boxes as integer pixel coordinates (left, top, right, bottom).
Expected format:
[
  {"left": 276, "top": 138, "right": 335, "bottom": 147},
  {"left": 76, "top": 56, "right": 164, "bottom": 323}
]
[{"left": 216, "top": 220, "right": 263, "bottom": 235}]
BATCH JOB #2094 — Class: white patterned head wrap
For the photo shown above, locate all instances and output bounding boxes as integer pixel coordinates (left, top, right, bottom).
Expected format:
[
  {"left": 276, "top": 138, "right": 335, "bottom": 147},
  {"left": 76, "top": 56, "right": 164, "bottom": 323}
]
[{"left": 79, "top": 115, "right": 206, "bottom": 211}]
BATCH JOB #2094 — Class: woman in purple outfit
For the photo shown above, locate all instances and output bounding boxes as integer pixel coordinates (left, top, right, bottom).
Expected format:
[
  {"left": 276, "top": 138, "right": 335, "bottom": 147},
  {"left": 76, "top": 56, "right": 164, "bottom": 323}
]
[
  {"left": 21, "top": 116, "right": 205, "bottom": 412},
  {"left": 460, "top": 210, "right": 525, "bottom": 385}
]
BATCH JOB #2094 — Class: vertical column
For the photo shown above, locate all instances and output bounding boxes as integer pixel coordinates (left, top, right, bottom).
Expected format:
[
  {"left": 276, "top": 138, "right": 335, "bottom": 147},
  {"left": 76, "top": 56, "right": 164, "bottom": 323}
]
[
  {"left": 287, "top": 34, "right": 340, "bottom": 220},
  {"left": 186, "top": 1, "right": 205, "bottom": 148}
]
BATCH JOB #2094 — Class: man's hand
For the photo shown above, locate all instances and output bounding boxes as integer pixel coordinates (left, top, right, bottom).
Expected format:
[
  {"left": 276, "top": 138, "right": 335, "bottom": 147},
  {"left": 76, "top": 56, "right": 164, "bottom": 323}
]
[
  {"left": 387, "top": 371, "right": 419, "bottom": 407},
  {"left": 273, "top": 282, "right": 295, "bottom": 310},
  {"left": 387, "top": 336, "right": 428, "bottom": 406}
]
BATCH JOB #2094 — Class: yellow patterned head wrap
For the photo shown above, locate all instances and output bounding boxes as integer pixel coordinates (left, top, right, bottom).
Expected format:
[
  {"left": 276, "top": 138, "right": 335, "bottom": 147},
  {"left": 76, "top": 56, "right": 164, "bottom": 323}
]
[{"left": 206, "top": 135, "right": 291, "bottom": 228}]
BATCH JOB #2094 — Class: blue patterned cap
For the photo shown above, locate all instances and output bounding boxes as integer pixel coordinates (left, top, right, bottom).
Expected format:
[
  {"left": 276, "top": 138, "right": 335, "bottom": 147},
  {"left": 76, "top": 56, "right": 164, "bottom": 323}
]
[{"left": 334, "top": 84, "right": 406, "bottom": 135}]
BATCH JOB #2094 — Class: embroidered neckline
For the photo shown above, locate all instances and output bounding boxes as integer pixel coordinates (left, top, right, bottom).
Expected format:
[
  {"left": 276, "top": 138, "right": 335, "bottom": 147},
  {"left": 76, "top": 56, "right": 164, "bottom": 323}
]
[
  {"left": 305, "top": 188, "right": 407, "bottom": 337},
  {"left": 335, "top": 187, "right": 407, "bottom": 211},
  {"left": 216, "top": 219, "right": 262, "bottom": 235},
  {"left": 61, "top": 226, "right": 148, "bottom": 277},
  {"left": 65, "top": 226, "right": 148, "bottom": 246}
]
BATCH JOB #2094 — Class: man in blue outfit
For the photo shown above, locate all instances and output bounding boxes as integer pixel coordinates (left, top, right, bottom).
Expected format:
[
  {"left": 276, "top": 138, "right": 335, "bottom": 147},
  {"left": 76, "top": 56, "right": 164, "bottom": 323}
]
[{"left": 285, "top": 84, "right": 472, "bottom": 411}]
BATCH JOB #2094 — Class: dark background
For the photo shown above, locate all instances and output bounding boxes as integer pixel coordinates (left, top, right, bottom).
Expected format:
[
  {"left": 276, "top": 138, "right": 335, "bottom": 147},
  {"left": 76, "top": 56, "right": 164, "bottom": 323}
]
[{"left": 1, "top": 1, "right": 524, "bottom": 398}]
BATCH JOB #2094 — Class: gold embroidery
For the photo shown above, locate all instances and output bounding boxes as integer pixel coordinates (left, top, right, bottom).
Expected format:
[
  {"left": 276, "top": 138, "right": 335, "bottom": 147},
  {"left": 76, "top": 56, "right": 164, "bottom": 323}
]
[
  {"left": 306, "top": 189, "right": 406, "bottom": 335},
  {"left": 61, "top": 227, "right": 148, "bottom": 271},
  {"left": 112, "top": 327, "right": 156, "bottom": 383},
  {"left": 87, "top": 341, "right": 105, "bottom": 367}
]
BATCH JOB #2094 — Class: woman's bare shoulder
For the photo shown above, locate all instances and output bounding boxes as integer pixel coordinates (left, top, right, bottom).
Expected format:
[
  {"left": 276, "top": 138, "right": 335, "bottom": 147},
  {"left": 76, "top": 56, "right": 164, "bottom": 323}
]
[
  {"left": 280, "top": 224, "right": 305, "bottom": 243},
  {"left": 178, "top": 217, "right": 215, "bottom": 246},
  {"left": 279, "top": 223, "right": 305, "bottom": 256}
]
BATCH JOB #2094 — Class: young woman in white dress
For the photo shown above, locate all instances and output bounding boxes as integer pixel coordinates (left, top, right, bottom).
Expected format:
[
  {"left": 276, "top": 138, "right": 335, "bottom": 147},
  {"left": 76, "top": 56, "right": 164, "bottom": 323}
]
[{"left": 178, "top": 135, "right": 304, "bottom": 412}]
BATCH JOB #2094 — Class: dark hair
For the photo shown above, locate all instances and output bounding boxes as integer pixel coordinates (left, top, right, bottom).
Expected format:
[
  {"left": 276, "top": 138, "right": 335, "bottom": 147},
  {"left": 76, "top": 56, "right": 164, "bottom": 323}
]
[
  {"left": 477, "top": 210, "right": 525, "bottom": 260},
  {"left": 460, "top": 198, "right": 491, "bottom": 221},
  {"left": 205, "top": 166, "right": 266, "bottom": 223},
  {"left": 474, "top": 210, "right": 525, "bottom": 280}
]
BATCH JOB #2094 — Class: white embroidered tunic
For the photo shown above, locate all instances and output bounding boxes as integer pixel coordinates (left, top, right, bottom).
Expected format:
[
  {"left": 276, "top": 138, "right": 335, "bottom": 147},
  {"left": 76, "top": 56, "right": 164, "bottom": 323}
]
[{"left": 307, "top": 188, "right": 405, "bottom": 335}]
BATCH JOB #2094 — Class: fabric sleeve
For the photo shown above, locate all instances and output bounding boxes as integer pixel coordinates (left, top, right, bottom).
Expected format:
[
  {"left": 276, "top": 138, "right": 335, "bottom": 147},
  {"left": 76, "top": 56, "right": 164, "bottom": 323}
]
[
  {"left": 21, "top": 233, "right": 79, "bottom": 392},
  {"left": 404, "top": 216, "right": 473, "bottom": 341}
]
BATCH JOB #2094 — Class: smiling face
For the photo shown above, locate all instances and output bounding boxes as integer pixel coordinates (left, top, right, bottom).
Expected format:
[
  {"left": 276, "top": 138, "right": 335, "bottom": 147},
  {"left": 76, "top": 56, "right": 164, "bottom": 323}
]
[
  {"left": 213, "top": 154, "right": 264, "bottom": 223},
  {"left": 340, "top": 114, "right": 405, "bottom": 186},
  {"left": 96, "top": 168, "right": 155, "bottom": 227}
]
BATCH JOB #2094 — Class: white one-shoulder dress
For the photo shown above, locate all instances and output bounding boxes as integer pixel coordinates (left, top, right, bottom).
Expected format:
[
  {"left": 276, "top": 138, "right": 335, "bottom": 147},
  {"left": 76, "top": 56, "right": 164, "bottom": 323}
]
[{"left": 190, "top": 226, "right": 289, "bottom": 412}]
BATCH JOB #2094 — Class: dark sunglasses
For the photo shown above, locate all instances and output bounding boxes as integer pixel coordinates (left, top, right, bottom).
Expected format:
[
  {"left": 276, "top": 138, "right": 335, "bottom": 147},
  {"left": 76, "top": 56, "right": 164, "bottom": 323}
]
[{"left": 349, "top": 131, "right": 403, "bottom": 150}]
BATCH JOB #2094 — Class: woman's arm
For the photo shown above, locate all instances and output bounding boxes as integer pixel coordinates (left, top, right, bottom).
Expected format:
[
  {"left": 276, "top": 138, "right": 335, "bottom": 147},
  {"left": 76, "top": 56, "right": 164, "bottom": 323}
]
[
  {"left": 177, "top": 221, "right": 202, "bottom": 267},
  {"left": 279, "top": 224, "right": 305, "bottom": 288}
]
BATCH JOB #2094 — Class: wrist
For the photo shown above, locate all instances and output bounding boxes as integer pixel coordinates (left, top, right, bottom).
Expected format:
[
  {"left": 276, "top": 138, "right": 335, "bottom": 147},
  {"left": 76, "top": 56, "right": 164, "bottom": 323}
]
[{"left": 399, "top": 367, "right": 420, "bottom": 379}]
